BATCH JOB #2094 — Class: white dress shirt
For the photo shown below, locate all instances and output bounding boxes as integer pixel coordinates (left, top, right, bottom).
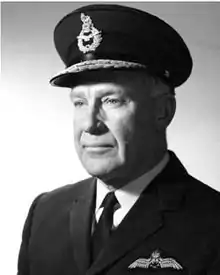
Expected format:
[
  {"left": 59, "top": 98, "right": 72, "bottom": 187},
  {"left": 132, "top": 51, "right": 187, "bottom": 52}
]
[{"left": 95, "top": 153, "right": 169, "bottom": 228}]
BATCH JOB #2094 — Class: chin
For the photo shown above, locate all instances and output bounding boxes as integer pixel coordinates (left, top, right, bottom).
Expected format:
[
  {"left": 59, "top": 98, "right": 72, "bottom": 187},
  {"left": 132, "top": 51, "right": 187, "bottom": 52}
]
[{"left": 81, "top": 157, "right": 122, "bottom": 179}]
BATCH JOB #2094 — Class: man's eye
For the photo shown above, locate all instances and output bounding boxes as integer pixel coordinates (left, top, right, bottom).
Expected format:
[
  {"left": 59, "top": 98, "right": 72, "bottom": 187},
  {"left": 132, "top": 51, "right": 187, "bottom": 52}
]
[
  {"left": 103, "top": 98, "right": 122, "bottom": 106},
  {"left": 73, "top": 100, "right": 85, "bottom": 107}
]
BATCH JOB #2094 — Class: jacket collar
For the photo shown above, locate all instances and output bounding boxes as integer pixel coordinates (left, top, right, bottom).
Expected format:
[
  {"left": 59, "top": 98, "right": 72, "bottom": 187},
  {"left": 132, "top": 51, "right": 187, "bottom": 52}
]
[{"left": 156, "top": 150, "right": 188, "bottom": 211}]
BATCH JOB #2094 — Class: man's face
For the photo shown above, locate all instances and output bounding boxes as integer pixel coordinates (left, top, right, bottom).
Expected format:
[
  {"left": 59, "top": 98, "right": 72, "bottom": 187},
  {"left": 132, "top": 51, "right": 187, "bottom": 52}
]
[{"left": 71, "top": 71, "right": 159, "bottom": 182}]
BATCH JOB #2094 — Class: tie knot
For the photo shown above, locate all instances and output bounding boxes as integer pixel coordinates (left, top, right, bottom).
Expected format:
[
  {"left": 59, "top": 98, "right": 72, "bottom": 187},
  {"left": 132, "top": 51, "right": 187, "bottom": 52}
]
[{"left": 101, "top": 192, "right": 118, "bottom": 211}]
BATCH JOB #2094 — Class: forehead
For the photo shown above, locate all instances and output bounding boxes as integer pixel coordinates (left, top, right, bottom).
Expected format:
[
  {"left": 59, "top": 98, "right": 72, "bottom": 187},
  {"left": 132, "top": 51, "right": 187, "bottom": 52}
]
[
  {"left": 71, "top": 70, "right": 153, "bottom": 97},
  {"left": 72, "top": 83, "right": 124, "bottom": 96}
]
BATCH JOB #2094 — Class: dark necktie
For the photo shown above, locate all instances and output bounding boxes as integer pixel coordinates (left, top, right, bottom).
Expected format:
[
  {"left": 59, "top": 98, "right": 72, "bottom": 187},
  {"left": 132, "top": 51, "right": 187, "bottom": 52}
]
[{"left": 92, "top": 192, "right": 118, "bottom": 261}]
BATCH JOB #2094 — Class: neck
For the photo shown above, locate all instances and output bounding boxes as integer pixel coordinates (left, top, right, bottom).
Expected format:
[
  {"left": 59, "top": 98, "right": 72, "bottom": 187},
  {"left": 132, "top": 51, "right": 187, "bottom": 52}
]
[{"left": 99, "top": 147, "right": 168, "bottom": 189}]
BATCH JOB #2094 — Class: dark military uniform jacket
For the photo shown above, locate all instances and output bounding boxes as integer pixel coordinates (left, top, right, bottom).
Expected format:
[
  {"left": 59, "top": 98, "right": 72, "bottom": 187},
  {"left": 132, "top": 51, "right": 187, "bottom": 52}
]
[{"left": 17, "top": 151, "right": 220, "bottom": 275}]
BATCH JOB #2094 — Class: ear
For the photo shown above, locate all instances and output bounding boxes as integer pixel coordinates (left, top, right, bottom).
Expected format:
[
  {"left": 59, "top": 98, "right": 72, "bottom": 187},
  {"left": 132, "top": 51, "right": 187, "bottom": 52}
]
[{"left": 155, "top": 95, "right": 176, "bottom": 130}]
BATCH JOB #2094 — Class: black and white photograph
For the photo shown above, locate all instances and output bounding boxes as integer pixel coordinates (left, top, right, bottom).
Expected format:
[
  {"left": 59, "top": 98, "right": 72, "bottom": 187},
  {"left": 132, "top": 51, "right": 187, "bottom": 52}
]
[{"left": 1, "top": 2, "right": 220, "bottom": 274}]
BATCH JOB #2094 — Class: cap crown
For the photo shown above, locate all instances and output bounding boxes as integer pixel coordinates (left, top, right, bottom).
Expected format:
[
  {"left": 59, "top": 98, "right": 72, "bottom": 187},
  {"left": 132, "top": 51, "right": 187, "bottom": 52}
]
[{"left": 51, "top": 4, "right": 193, "bottom": 88}]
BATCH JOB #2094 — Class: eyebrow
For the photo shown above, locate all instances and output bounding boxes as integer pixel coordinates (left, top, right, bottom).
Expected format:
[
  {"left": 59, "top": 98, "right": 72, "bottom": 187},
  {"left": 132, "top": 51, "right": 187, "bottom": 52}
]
[{"left": 70, "top": 85, "right": 125, "bottom": 98}]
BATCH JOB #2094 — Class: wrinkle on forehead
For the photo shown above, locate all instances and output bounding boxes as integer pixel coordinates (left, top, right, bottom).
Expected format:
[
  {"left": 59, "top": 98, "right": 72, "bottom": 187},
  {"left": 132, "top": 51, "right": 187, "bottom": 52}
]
[{"left": 71, "top": 83, "right": 125, "bottom": 99}]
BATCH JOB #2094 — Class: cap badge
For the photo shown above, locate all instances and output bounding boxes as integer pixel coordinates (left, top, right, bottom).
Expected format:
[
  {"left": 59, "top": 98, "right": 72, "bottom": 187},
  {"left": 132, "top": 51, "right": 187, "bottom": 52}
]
[{"left": 77, "top": 13, "right": 102, "bottom": 54}]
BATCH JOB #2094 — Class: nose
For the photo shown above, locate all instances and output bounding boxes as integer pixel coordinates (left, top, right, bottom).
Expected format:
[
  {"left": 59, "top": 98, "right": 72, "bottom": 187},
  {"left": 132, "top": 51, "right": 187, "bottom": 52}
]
[{"left": 84, "top": 104, "right": 107, "bottom": 135}]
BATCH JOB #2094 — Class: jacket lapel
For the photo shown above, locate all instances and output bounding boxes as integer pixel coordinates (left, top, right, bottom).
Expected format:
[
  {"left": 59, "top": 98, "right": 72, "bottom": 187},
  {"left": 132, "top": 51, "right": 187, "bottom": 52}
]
[
  {"left": 87, "top": 151, "right": 188, "bottom": 275},
  {"left": 69, "top": 178, "right": 96, "bottom": 275}
]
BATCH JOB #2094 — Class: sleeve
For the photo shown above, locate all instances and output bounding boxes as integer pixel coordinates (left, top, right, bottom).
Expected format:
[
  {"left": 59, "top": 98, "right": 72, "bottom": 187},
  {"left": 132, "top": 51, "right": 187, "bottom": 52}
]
[
  {"left": 207, "top": 250, "right": 220, "bottom": 275},
  {"left": 17, "top": 194, "right": 45, "bottom": 275},
  {"left": 207, "top": 233, "right": 220, "bottom": 275}
]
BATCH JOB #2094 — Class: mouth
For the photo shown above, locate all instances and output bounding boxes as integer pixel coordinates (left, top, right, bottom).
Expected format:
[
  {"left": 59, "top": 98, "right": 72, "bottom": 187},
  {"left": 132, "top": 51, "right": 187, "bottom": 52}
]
[{"left": 83, "top": 144, "right": 114, "bottom": 153}]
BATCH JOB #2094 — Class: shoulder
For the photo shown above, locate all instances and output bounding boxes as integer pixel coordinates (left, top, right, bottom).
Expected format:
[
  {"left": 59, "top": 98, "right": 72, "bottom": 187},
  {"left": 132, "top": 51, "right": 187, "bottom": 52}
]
[
  {"left": 28, "top": 178, "right": 94, "bottom": 223},
  {"left": 167, "top": 151, "right": 220, "bottom": 218},
  {"left": 184, "top": 174, "right": 220, "bottom": 229},
  {"left": 36, "top": 177, "right": 94, "bottom": 208},
  {"left": 186, "top": 174, "right": 220, "bottom": 208}
]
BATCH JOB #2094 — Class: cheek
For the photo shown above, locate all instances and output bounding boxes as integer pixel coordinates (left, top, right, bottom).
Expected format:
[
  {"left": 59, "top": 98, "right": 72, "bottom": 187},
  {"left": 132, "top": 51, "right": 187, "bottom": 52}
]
[
  {"left": 113, "top": 106, "right": 155, "bottom": 156},
  {"left": 73, "top": 118, "right": 82, "bottom": 146},
  {"left": 109, "top": 111, "right": 136, "bottom": 151},
  {"left": 135, "top": 101, "right": 156, "bottom": 134}
]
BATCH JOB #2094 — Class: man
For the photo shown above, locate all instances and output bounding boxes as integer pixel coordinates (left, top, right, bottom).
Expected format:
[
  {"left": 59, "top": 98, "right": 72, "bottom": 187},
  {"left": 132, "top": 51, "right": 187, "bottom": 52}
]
[{"left": 17, "top": 4, "right": 220, "bottom": 275}]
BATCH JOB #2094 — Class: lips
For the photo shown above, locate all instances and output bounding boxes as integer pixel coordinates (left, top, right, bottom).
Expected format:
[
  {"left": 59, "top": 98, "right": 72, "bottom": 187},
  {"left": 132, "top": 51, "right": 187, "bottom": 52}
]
[
  {"left": 82, "top": 143, "right": 114, "bottom": 154},
  {"left": 83, "top": 144, "right": 114, "bottom": 148},
  {"left": 84, "top": 146, "right": 113, "bottom": 156}
]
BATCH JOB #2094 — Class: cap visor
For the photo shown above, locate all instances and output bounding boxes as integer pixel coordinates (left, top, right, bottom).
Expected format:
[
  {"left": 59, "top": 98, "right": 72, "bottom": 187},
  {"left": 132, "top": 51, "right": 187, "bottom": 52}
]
[{"left": 50, "top": 59, "right": 146, "bottom": 87}]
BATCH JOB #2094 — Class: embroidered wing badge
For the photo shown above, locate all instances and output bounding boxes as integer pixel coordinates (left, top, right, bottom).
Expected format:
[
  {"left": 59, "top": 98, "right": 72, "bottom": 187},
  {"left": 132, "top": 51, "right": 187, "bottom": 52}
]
[
  {"left": 77, "top": 13, "right": 102, "bottom": 53},
  {"left": 128, "top": 250, "right": 183, "bottom": 270}
]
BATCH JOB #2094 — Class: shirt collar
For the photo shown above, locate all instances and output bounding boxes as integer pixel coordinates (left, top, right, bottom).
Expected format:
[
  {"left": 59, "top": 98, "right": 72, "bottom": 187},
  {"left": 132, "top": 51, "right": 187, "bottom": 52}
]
[{"left": 96, "top": 152, "right": 170, "bottom": 212}]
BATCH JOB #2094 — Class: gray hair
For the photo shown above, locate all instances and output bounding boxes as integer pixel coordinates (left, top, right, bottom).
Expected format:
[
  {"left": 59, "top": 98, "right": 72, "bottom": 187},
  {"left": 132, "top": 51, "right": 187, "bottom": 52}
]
[{"left": 150, "top": 76, "right": 175, "bottom": 98}]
